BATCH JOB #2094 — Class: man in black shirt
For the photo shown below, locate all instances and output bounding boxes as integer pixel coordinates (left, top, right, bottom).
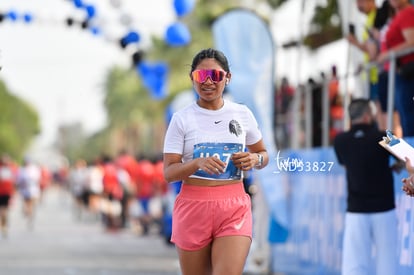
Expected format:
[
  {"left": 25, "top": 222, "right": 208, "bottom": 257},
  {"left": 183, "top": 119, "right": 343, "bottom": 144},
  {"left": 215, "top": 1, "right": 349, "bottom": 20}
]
[{"left": 333, "top": 98, "right": 397, "bottom": 275}]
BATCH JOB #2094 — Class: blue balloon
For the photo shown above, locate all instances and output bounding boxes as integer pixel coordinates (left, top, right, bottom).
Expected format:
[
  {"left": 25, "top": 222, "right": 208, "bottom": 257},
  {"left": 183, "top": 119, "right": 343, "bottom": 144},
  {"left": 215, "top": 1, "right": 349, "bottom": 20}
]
[
  {"left": 73, "top": 0, "right": 84, "bottom": 9},
  {"left": 85, "top": 5, "right": 96, "bottom": 19},
  {"left": 120, "top": 31, "right": 140, "bottom": 48},
  {"left": 6, "top": 10, "right": 18, "bottom": 21},
  {"left": 23, "top": 13, "right": 33, "bottom": 23},
  {"left": 173, "top": 0, "right": 195, "bottom": 17},
  {"left": 165, "top": 22, "right": 191, "bottom": 47},
  {"left": 90, "top": 26, "right": 101, "bottom": 36},
  {"left": 137, "top": 62, "right": 168, "bottom": 100},
  {"left": 125, "top": 31, "right": 140, "bottom": 43}
]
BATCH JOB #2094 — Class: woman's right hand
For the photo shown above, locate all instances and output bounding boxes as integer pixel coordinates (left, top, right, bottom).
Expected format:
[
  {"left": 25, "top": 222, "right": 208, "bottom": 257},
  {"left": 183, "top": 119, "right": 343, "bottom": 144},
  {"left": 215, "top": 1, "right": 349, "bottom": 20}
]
[{"left": 196, "top": 157, "right": 226, "bottom": 175}]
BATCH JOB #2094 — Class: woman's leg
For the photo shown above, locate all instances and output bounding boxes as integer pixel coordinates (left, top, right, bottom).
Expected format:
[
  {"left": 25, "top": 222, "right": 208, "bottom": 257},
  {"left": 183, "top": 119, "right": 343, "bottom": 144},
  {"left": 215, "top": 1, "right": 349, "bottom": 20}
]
[
  {"left": 177, "top": 244, "right": 212, "bottom": 275},
  {"left": 211, "top": 236, "right": 251, "bottom": 275}
]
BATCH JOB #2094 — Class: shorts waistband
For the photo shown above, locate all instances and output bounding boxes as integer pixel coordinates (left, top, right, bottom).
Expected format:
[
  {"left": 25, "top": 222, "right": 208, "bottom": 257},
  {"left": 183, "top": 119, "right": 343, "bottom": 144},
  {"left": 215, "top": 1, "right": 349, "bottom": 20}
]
[{"left": 179, "top": 182, "right": 245, "bottom": 200}]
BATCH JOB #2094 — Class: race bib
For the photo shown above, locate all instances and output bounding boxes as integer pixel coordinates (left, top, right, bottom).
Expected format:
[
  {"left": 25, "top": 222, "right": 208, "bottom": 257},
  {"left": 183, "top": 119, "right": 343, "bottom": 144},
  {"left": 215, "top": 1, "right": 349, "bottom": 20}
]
[{"left": 192, "top": 142, "right": 243, "bottom": 180}]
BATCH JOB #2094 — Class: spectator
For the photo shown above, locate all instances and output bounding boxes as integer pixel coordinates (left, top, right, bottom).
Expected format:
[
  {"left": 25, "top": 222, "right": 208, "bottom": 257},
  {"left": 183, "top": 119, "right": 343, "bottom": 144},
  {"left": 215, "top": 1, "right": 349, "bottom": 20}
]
[
  {"left": 308, "top": 77, "right": 323, "bottom": 147},
  {"left": 274, "top": 77, "right": 295, "bottom": 148},
  {"left": 328, "top": 65, "right": 344, "bottom": 142},
  {"left": 367, "top": 0, "right": 402, "bottom": 135},
  {"left": 377, "top": 0, "right": 414, "bottom": 137},
  {"left": 333, "top": 98, "right": 397, "bottom": 275},
  {"left": 347, "top": 0, "right": 379, "bottom": 101}
]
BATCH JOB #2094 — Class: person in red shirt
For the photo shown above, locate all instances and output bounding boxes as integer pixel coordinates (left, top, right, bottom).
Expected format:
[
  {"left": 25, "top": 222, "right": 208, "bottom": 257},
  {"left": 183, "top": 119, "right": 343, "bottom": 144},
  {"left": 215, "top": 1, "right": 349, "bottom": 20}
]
[
  {"left": 39, "top": 165, "right": 52, "bottom": 203},
  {"left": 377, "top": 0, "right": 414, "bottom": 137},
  {"left": 153, "top": 154, "right": 168, "bottom": 196},
  {"left": 134, "top": 155, "right": 155, "bottom": 235},
  {"left": 0, "top": 154, "right": 17, "bottom": 238},
  {"left": 115, "top": 150, "right": 138, "bottom": 228},
  {"left": 102, "top": 156, "right": 123, "bottom": 230}
]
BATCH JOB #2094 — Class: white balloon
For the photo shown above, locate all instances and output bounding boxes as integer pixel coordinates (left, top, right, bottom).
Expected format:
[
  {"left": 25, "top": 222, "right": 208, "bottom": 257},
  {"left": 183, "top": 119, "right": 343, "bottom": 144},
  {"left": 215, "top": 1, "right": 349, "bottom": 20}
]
[{"left": 109, "top": 0, "right": 122, "bottom": 9}]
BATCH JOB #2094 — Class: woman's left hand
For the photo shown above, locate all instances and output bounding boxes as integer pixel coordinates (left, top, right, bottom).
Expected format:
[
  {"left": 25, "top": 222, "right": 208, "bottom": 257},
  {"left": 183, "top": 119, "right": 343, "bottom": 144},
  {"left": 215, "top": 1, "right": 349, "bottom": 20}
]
[{"left": 232, "top": 152, "right": 257, "bottom": 171}]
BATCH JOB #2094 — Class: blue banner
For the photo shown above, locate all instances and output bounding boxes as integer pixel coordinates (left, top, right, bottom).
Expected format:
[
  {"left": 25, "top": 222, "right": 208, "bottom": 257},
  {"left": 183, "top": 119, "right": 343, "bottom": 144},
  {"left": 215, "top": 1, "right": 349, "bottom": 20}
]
[
  {"left": 212, "top": 8, "right": 285, "bottom": 232},
  {"left": 269, "top": 138, "right": 414, "bottom": 274}
]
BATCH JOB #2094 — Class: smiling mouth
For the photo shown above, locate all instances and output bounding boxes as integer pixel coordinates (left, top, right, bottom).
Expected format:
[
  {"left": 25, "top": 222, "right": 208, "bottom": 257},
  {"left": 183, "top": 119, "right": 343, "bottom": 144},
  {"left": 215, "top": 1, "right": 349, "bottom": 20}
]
[{"left": 201, "top": 86, "right": 216, "bottom": 92}]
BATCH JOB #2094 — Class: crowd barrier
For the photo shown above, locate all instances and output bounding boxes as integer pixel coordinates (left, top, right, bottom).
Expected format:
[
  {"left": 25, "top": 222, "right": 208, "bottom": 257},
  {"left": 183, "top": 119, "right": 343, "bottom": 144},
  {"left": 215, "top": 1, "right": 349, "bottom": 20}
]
[{"left": 265, "top": 137, "right": 414, "bottom": 274}]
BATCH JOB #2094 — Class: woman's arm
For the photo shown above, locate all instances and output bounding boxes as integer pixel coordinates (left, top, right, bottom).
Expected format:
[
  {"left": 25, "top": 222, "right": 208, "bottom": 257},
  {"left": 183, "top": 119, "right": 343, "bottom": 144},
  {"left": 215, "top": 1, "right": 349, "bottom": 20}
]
[
  {"left": 377, "top": 27, "right": 414, "bottom": 63},
  {"left": 163, "top": 153, "right": 226, "bottom": 183},
  {"left": 231, "top": 139, "right": 269, "bottom": 171}
]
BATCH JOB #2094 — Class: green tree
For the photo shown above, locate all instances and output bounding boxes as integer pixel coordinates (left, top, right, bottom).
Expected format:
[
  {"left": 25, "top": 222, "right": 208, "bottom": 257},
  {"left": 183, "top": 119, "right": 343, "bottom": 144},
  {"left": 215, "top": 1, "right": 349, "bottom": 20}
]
[
  {"left": 266, "top": 0, "right": 289, "bottom": 9},
  {"left": 304, "top": 0, "right": 342, "bottom": 49},
  {"left": 0, "top": 79, "right": 40, "bottom": 160},
  {"left": 265, "top": 0, "right": 342, "bottom": 50}
]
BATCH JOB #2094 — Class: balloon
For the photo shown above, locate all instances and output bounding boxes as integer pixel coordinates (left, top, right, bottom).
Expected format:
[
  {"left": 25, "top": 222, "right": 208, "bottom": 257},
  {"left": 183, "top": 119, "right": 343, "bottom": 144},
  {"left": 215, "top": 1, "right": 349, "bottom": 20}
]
[
  {"left": 119, "top": 31, "right": 140, "bottom": 48},
  {"left": 137, "top": 61, "right": 168, "bottom": 100},
  {"left": 85, "top": 5, "right": 96, "bottom": 19},
  {"left": 23, "top": 13, "right": 33, "bottom": 23},
  {"left": 6, "top": 10, "right": 18, "bottom": 21},
  {"left": 119, "top": 13, "right": 133, "bottom": 27},
  {"left": 173, "top": 0, "right": 195, "bottom": 17},
  {"left": 165, "top": 22, "right": 191, "bottom": 47},
  {"left": 66, "top": 17, "right": 75, "bottom": 27},
  {"left": 132, "top": 50, "right": 144, "bottom": 66},
  {"left": 81, "top": 19, "right": 89, "bottom": 29},
  {"left": 109, "top": 0, "right": 122, "bottom": 9},
  {"left": 90, "top": 26, "right": 101, "bottom": 36},
  {"left": 73, "top": 0, "right": 84, "bottom": 9}
]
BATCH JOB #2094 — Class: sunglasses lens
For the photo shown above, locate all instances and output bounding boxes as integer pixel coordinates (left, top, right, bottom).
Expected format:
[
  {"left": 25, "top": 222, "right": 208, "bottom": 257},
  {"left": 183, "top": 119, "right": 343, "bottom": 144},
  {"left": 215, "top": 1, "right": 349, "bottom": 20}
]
[{"left": 192, "top": 70, "right": 225, "bottom": 83}]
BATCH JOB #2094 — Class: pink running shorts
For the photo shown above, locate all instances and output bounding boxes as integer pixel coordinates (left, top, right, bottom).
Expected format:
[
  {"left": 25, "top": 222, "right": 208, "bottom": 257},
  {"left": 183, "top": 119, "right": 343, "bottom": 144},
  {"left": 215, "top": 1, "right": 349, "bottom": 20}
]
[{"left": 171, "top": 182, "right": 252, "bottom": 251}]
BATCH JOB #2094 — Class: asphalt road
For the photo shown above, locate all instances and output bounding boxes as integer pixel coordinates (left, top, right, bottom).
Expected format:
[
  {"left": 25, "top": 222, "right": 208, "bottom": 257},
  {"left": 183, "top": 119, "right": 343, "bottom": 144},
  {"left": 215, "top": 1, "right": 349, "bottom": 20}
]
[{"left": 0, "top": 186, "right": 180, "bottom": 275}]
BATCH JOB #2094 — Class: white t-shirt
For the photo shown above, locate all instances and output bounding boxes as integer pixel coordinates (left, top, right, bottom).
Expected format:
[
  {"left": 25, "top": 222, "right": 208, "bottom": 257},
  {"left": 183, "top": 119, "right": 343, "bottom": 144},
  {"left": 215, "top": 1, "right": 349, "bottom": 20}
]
[
  {"left": 163, "top": 100, "right": 262, "bottom": 180},
  {"left": 17, "top": 164, "right": 41, "bottom": 199}
]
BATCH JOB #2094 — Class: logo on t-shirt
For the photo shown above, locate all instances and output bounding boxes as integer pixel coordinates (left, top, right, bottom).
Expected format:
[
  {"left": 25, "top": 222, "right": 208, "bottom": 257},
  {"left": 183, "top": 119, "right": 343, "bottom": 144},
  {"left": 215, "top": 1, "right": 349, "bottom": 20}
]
[{"left": 229, "top": 120, "right": 242, "bottom": 137}]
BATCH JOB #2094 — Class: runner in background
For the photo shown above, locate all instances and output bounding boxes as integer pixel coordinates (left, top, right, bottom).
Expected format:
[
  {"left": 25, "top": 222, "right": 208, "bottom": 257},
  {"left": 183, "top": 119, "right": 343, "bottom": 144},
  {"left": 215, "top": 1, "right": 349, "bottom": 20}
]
[
  {"left": 16, "top": 157, "right": 41, "bottom": 230},
  {"left": 0, "top": 154, "right": 17, "bottom": 238}
]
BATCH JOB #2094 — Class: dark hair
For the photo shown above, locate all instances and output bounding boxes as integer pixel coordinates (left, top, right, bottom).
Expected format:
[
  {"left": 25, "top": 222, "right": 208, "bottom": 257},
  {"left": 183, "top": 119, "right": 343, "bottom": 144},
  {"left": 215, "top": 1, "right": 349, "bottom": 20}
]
[
  {"left": 374, "top": 0, "right": 395, "bottom": 30},
  {"left": 190, "top": 48, "right": 230, "bottom": 74},
  {"left": 348, "top": 98, "right": 371, "bottom": 121}
]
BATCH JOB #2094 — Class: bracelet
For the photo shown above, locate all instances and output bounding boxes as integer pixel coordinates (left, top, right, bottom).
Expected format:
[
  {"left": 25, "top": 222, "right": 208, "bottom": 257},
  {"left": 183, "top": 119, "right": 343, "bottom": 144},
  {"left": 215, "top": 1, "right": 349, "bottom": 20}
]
[{"left": 255, "top": 153, "right": 263, "bottom": 168}]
